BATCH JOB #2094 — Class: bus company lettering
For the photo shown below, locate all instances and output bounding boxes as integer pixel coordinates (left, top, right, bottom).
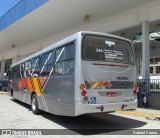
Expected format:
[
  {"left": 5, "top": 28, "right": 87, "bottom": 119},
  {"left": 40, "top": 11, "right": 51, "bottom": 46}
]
[{"left": 61, "top": 80, "right": 72, "bottom": 87}]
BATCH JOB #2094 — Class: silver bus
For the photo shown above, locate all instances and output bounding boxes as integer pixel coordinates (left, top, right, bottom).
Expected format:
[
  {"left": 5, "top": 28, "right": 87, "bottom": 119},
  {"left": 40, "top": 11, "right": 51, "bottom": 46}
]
[{"left": 9, "top": 31, "right": 137, "bottom": 116}]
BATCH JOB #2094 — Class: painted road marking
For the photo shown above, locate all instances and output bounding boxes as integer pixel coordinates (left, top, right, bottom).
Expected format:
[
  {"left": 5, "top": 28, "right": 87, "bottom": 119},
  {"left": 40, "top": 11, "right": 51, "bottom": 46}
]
[
  {"left": 116, "top": 110, "right": 158, "bottom": 119},
  {"left": 0, "top": 92, "right": 8, "bottom": 95}
]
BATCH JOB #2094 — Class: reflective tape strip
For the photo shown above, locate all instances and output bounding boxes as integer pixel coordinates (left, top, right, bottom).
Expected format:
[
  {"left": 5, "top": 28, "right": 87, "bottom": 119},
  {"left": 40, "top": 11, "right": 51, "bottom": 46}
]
[
  {"left": 98, "top": 82, "right": 105, "bottom": 87},
  {"left": 89, "top": 82, "right": 94, "bottom": 86},
  {"left": 27, "top": 78, "right": 33, "bottom": 93},
  {"left": 32, "top": 78, "right": 42, "bottom": 96},
  {"left": 107, "top": 83, "right": 112, "bottom": 88},
  {"left": 92, "top": 82, "right": 99, "bottom": 89},
  {"left": 21, "top": 78, "right": 27, "bottom": 89}
]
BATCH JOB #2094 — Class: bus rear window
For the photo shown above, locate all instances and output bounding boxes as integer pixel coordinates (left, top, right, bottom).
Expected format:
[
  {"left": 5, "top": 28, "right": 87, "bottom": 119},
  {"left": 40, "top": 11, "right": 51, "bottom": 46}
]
[{"left": 82, "top": 35, "right": 134, "bottom": 64}]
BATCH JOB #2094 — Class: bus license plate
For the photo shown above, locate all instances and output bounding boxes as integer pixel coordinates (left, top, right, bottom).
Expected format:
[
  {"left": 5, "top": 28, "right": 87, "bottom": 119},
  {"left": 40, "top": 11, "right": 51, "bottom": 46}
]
[{"left": 107, "top": 92, "right": 117, "bottom": 97}]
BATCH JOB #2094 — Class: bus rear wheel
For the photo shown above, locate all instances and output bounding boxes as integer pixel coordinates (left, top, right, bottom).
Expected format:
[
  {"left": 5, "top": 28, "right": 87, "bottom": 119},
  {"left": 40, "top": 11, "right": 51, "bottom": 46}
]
[{"left": 31, "top": 94, "right": 41, "bottom": 115}]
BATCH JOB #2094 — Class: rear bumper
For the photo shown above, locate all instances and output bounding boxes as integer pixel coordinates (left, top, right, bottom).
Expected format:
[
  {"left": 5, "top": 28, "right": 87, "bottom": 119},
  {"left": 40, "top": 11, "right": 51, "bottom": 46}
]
[{"left": 75, "top": 99, "right": 138, "bottom": 116}]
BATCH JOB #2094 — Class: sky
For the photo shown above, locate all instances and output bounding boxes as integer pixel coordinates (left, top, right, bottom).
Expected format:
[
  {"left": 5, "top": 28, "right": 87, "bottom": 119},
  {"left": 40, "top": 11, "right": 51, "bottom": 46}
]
[{"left": 0, "top": 0, "right": 21, "bottom": 17}]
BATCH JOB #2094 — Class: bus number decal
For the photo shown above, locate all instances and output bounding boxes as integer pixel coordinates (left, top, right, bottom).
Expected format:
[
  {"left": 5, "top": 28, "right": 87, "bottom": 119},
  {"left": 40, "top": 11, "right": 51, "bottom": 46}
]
[
  {"left": 90, "top": 97, "right": 96, "bottom": 104},
  {"left": 116, "top": 76, "right": 128, "bottom": 81}
]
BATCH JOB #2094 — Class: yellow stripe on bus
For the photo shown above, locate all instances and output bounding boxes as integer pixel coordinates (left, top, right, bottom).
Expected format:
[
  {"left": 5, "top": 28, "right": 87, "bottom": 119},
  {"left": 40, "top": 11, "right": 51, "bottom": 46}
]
[
  {"left": 92, "top": 82, "right": 99, "bottom": 89},
  {"left": 32, "top": 78, "right": 42, "bottom": 96}
]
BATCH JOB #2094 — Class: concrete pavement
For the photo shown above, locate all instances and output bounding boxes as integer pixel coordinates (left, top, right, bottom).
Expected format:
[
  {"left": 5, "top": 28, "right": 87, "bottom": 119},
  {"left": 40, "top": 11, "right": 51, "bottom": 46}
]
[
  {"left": 116, "top": 108, "right": 160, "bottom": 119},
  {"left": 0, "top": 93, "right": 160, "bottom": 137}
]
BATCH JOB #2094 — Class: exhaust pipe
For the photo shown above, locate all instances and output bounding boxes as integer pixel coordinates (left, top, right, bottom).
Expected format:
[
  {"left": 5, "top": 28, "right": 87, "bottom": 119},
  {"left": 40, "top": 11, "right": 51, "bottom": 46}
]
[{"left": 96, "top": 105, "right": 104, "bottom": 112}]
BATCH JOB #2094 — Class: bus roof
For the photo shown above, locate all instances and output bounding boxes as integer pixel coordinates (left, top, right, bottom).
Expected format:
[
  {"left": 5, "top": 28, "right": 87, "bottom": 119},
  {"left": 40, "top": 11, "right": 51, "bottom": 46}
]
[{"left": 10, "top": 31, "right": 132, "bottom": 68}]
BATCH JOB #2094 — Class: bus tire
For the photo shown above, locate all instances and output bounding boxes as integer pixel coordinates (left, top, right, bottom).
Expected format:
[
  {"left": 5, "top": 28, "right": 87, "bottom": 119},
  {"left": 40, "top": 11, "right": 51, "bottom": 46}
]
[{"left": 31, "top": 94, "right": 41, "bottom": 115}]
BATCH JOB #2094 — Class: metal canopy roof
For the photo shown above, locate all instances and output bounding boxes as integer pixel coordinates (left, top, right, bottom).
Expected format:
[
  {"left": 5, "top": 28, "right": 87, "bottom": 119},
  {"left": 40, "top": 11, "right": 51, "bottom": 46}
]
[{"left": 0, "top": 0, "right": 155, "bottom": 54}]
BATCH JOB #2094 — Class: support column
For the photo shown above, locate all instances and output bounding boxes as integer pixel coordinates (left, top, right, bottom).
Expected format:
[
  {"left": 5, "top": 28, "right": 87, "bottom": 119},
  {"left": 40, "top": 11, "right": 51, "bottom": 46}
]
[
  {"left": 0, "top": 57, "right": 5, "bottom": 80},
  {"left": 136, "top": 58, "right": 140, "bottom": 80},
  {"left": 142, "top": 21, "right": 150, "bottom": 80}
]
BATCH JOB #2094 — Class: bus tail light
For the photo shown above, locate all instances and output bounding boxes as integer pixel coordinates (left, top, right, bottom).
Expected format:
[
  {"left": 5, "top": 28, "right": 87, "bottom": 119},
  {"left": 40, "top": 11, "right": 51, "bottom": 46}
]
[
  {"left": 81, "top": 90, "right": 87, "bottom": 97},
  {"left": 132, "top": 84, "right": 137, "bottom": 101},
  {"left": 83, "top": 96, "right": 88, "bottom": 103},
  {"left": 80, "top": 84, "right": 88, "bottom": 103},
  {"left": 80, "top": 84, "right": 85, "bottom": 90},
  {"left": 133, "top": 84, "right": 137, "bottom": 96},
  {"left": 133, "top": 90, "right": 137, "bottom": 95}
]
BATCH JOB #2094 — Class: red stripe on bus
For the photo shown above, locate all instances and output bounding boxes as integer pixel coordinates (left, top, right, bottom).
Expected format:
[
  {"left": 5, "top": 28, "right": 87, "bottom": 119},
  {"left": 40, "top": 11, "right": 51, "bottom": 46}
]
[
  {"left": 93, "top": 63, "right": 128, "bottom": 68},
  {"left": 27, "top": 78, "right": 33, "bottom": 93},
  {"left": 19, "top": 81, "right": 22, "bottom": 91},
  {"left": 21, "top": 78, "right": 27, "bottom": 89}
]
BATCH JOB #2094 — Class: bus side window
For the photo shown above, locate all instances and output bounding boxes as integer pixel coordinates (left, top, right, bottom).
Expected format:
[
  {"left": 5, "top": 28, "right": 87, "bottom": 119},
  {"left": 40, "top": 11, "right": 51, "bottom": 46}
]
[
  {"left": 55, "top": 42, "right": 75, "bottom": 75},
  {"left": 40, "top": 51, "right": 54, "bottom": 76},
  {"left": 25, "top": 61, "right": 31, "bottom": 78},
  {"left": 47, "top": 51, "right": 54, "bottom": 76},
  {"left": 32, "top": 57, "right": 40, "bottom": 77},
  {"left": 12, "top": 66, "right": 19, "bottom": 79},
  {"left": 13, "top": 67, "right": 17, "bottom": 79},
  {"left": 41, "top": 53, "right": 49, "bottom": 76},
  {"left": 65, "top": 59, "right": 74, "bottom": 75},
  {"left": 17, "top": 65, "right": 20, "bottom": 79},
  {"left": 20, "top": 64, "right": 25, "bottom": 78}
]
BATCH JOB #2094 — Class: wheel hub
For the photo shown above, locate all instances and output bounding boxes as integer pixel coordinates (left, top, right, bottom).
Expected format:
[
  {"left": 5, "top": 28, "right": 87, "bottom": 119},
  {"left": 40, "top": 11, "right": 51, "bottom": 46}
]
[{"left": 32, "top": 98, "right": 36, "bottom": 111}]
